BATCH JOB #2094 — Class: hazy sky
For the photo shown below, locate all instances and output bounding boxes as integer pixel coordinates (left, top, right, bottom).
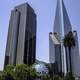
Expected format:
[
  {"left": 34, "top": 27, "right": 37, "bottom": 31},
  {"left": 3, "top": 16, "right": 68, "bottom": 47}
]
[{"left": 0, "top": 0, "right": 80, "bottom": 70}]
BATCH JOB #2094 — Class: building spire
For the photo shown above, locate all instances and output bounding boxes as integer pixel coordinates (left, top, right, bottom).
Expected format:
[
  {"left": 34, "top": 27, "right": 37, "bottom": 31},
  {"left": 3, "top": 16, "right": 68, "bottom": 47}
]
[
  {"left": 53, "top": 0, "right": 72, "bottom": 74},
  {"left": 53, "top": 0, "right": 72, "bottom": 37},
  {"left": 53, "top": 0, "right": 63, "bottom": 38}
]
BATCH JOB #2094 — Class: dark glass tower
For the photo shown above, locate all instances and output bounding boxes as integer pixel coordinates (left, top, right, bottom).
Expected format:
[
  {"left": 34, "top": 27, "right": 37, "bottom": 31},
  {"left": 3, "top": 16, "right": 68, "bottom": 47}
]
[{"left": 4, "top": 3, "right": 36, "bottom": 67}]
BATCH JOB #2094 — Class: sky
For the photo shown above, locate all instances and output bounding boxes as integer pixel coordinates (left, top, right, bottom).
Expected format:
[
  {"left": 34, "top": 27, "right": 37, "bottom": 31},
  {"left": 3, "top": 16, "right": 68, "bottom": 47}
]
[{"left": 0, "top": 0, "right": 80, "bottom": 70}]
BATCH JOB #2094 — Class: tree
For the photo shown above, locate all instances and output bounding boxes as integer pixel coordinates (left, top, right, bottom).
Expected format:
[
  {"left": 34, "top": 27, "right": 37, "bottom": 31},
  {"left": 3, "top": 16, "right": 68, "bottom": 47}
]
[
  {"left": 64, "top": 72, "right": 75, "bottom": 80},
  {"left": 53, "top": 75, "right": 60, "bottom": 80},
  {"left": 14, "top": 64, "right": 38, "bottom": 80},
  {"left": 29, "top": 66, "right": 38, "bottom": 79},
  {"left": 0, "top": 64, "right": 38, "bottom": 80},
  {"left": 2, "top": 65, "right": 15, "bottom": 80},
  {"left": 63, "top": 31, "right": 75, "bottom": 74},
  {"left": 0, "top": 71, "right": 4, "bottom": 80},
  {"left": 14, "top": 64, "right": 28, "bottom": 80}
]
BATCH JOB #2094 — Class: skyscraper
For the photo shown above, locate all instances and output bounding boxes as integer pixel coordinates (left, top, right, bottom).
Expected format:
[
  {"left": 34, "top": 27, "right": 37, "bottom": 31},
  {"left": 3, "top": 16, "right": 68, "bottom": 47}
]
[
  {"left": 53, "top": 0, "right": 72, "bottom": 74},
  {"left": 4, "top": 3, "right": 37, "bottom": 67},
  {"left": 49, "top": 0, "right": 80, "bottom": 76},
  {"left": 49, "top": 32, "right": 62, "bottom": 74}
]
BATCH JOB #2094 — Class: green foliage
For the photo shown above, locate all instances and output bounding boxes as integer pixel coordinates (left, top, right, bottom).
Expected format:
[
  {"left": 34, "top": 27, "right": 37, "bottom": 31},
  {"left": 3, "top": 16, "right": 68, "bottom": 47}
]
[
  {"left": 4, "top": 65, "right": 14, "bottom": 76},
  {"left": 53, "top": 75, "right": 60, "bottom": 80},
  {"left": 2, "top": 64, "right": 76, "bottom": 80},
  {"left": 0, "top": 71, "right": 5, "bottom": 80},
  {"left": 29, "top": 66, "right": 38, "bottom": 78},
  {"left": 14, "top": 64, "right": 28, "bottom": 80},
  {"left": 0, "top": 64, "right": 38, "bottom": 80},
  {"left": 63, "top": 31, "right": 75, "bottom": 47},
  {"left": 64, "top": 72, "right": 75, "bottom": 80},
  {"left": 2, "top": 65, "right": 15, "bottom": 80}
]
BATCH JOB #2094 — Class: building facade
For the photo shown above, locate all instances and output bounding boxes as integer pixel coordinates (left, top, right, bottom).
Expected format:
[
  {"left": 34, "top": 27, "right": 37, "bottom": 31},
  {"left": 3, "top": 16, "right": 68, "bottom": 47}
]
[
  {"left": 49, "top": 0, "right": 80, "bottom": 76},
  {"left": 4, "top": 3, "right": 36, "bottom": 67},
  {"left": 49, "top": 32, "right": 62, "bottom": 74}
]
